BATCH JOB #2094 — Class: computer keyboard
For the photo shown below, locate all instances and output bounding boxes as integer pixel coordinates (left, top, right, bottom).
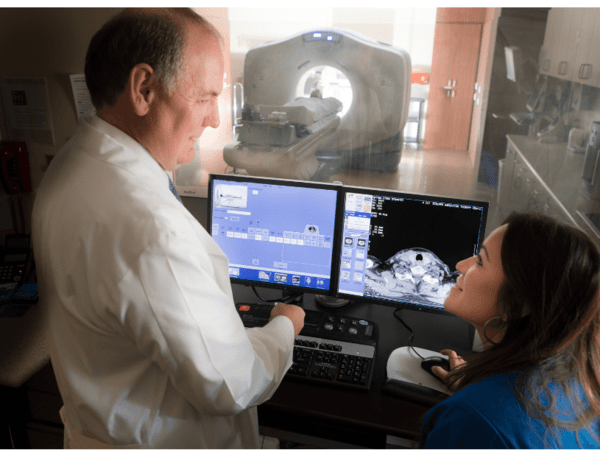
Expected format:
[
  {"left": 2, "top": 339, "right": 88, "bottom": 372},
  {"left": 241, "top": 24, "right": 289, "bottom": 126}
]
[{"left": 237, "top": 302, "right": 378, "bottom": 390}]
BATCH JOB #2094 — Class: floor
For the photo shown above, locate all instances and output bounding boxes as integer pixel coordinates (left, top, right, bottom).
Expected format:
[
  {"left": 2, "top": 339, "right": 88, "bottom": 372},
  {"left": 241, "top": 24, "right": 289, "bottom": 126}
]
[{"left": 333, "top": 146, "right": 504, "bottom": 237}]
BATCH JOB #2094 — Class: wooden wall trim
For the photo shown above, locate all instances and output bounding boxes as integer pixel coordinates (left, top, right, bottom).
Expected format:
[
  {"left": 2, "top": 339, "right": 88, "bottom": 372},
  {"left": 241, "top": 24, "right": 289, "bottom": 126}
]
[{"left": 436, "top": 8, "right": 486, "bottom": 24}]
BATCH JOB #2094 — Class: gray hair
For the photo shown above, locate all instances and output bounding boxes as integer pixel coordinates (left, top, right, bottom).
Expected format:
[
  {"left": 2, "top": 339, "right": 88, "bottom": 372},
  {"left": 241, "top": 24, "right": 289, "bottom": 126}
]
[{"left": 84, "top": 8, "right": 222, "bottom": 111}]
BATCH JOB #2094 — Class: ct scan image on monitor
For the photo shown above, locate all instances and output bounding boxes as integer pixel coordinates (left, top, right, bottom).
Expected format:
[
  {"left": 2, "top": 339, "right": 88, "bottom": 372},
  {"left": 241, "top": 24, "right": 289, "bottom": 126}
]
[
  {"left": 208, "top": 174, "right": 341, "bottom": 295},
  {"left": 334, "top": 187, "right": 488, "bottom": 313}
]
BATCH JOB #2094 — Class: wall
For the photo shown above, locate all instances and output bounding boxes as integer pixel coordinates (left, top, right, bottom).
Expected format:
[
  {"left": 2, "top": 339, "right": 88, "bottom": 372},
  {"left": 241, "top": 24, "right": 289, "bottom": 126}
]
[
  {"left": 228, "top": 7, "right": 436, "bottom": 102},
  {"left": 229, "top": 7, "right": 436, "bottom": 65},
  {"left": 0, "top": 8, "right": 230, "bottom": 236},
  {"left": 0, "top": 8, "right": 123, "bottom": 239},
  {"left": 0, "top": 8, "right": 122, "bottom": 190}
]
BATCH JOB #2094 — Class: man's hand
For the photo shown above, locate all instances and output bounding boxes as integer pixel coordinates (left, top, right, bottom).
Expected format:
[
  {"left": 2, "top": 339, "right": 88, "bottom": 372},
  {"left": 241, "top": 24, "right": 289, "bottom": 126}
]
[
  {"left": 431, "top": 349, "right": 466, "bottom": 391},
  {"left": 269, "top": 303, "right": 305, "bottom": 337}
]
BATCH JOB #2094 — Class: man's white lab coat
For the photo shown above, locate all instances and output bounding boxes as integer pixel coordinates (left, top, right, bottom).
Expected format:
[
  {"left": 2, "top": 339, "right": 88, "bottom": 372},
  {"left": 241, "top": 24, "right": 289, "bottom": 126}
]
[{"left": 32, "top": 116, "right": 294, "bottom": 448}]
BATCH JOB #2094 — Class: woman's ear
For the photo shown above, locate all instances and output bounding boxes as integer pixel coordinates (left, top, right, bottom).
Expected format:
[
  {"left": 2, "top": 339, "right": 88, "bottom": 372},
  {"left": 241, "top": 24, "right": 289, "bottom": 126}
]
[{"left": 128, "top": 63, "right": 156, "bottom": 116}]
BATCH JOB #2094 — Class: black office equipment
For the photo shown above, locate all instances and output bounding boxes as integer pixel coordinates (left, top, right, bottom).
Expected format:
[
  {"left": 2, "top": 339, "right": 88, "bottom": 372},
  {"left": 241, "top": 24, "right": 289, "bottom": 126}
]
[
  {"left": 0, "top": 282, "right": 38, "bottom": 317},
  {"left": 237, "top": 302, "right": 378, "bottom": 390},
  {"left": 421, "top": 357, "right": 451, "bottom": 382},
  {"left": 0, "top": 234, "right": 32, "bottom": 284},
  {"left": 333, "top": 187, "right": 488, "bottom": 315}
]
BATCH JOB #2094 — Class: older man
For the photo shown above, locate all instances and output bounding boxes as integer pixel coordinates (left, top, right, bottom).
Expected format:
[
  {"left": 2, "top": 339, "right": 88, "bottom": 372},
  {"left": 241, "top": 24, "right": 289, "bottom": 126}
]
[{"left": 32, "top": 8, "right": 304, "bottom": 448}]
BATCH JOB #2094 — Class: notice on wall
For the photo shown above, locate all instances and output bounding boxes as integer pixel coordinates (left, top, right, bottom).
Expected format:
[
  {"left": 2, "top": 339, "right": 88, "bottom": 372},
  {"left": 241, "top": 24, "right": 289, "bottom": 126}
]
[
  {"left": 70, "top": 74, "right": 96, "bottom": 122},
  {"left": 1, "top": 76, "right": 55, "bottom": 145}
]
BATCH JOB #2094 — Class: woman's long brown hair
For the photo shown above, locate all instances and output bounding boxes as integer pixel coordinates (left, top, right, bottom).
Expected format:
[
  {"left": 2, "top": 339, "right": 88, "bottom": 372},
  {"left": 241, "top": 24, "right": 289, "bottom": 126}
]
[{"left": 445, "top": 212, "right": 600, "bottom": 443}]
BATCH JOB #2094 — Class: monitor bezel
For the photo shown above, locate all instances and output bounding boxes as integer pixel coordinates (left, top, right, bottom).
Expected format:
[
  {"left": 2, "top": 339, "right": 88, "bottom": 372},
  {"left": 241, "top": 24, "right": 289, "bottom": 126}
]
[
  {"left": 207, "top": 173, "right": 344, "bottom": 296},
  {"left": 332, "top": 185, "right": 489, "bottom": 315}
]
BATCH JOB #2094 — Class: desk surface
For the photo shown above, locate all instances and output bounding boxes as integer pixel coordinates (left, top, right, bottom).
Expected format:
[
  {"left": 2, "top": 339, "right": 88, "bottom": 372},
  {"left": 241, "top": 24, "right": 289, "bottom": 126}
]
[
  {"left": 233, "top": 285, "right": 474, "bottom": 447},
  {"left": 0, "top": 303, "right": 49, "bottom": 388}
]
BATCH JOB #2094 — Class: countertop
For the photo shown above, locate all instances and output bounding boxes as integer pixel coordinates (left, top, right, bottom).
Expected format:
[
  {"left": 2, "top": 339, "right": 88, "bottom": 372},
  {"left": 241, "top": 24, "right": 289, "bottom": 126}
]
[{"left": 0, "top": 303, "right": 49, "bottom": 388}]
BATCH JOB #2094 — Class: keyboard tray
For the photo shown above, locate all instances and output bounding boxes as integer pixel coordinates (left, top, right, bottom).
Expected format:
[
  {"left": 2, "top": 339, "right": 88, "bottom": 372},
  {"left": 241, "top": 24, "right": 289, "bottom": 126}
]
[{"left": 237, "top": 302, "right": 378, "bottom": 390}]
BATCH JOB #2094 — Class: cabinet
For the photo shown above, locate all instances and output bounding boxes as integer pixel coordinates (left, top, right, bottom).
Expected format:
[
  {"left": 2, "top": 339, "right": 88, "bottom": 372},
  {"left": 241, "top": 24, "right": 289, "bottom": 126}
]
[
  {"left": 573, "top": 9, "right": 599, "bottom": 83},
  {"left": 499, "top": 139, "right": 579, "bottom": 227},
  {"left": 540, "top": 8, "right": 600, "bottom": 87},
  {"left": 539, "top": 8, "right": 561, "bottom": 76}
]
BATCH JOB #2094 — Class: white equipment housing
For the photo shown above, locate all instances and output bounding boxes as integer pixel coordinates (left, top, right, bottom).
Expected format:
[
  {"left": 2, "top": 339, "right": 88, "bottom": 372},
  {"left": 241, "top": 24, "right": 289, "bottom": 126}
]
[{"left": 224, "top": 28, "right": 412, "bottom": 181}]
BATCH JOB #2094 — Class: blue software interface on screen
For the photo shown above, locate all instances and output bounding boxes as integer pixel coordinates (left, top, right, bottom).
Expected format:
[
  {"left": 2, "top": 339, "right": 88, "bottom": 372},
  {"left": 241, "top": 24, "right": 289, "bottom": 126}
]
[{"left": 211, "top": 179, "right": 338, "bottom": 291}]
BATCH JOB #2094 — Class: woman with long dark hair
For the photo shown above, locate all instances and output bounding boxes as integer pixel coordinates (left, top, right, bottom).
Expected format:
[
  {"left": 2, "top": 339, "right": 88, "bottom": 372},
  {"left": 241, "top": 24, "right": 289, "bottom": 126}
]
[{"left": 419, "top": 212, "right": 600, "bottom": 448}]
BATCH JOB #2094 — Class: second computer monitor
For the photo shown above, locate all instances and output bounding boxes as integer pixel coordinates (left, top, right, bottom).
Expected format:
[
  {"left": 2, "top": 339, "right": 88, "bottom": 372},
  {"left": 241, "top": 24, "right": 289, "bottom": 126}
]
[{"left": 334, "top": 187, "right": 488, "bottom": 313}]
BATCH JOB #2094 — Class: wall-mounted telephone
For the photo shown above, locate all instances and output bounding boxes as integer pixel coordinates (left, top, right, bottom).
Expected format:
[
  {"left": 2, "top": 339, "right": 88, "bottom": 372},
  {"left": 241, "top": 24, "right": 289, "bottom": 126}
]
[
  {"left": 0, "top": 234, "right": 36, "bottom": 317},
  {"left": 1, "top": 141, "right": 32, "bottom": 194},
  {"left": 0, "top": 234, "right": 32, "bottom": 284}
]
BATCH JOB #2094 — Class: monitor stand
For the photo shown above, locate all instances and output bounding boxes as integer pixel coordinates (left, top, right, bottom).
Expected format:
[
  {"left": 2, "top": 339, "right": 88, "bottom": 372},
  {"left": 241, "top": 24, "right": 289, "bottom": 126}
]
[{"left": 314, "top": 294, "right": 349, "bottom": 308}]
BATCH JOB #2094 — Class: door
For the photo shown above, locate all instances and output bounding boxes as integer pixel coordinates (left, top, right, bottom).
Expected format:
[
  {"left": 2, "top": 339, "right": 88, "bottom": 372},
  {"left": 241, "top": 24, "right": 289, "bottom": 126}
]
[{"left": 424, "top": 23, "right": 482, "bottom": 150}]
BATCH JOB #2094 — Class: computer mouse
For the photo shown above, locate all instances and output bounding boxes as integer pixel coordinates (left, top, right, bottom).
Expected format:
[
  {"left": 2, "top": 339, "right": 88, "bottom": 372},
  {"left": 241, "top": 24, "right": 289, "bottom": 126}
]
[{"left": 421, "top": 357, "right": 451, "bottom": 382}]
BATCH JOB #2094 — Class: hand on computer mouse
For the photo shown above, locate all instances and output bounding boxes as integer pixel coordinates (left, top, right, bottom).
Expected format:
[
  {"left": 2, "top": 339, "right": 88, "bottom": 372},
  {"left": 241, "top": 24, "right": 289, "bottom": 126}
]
[
  {"left": 421, "top": 357, "right": 450, "bottom": 383},
  {"left": 431, "top": 349, "right": 466, "bottom": 391}
]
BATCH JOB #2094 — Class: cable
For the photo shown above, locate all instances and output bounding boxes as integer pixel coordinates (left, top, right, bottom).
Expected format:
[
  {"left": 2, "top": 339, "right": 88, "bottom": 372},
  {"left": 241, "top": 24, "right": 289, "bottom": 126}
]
[
  {"left": 251, "top": 286, "right": 272, "bottom": 302},
  {"left": 280, "top": 291, "right": 303, "bottom": 304},
  {"left": 251, "top": 286, "right": 303, "bottom": 304},
  {"left": 393, "top": 307, "right": 428, "bottom": 360}
]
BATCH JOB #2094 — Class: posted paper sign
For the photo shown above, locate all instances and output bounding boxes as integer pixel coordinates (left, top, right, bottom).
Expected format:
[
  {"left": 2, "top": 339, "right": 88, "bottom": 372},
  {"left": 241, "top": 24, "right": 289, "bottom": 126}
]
[
  {"left": 70, "top": 74, "right": 96, "bottom": 122},
  {"left": 1, "top": 76, "right": 55, "bottom": 145}
]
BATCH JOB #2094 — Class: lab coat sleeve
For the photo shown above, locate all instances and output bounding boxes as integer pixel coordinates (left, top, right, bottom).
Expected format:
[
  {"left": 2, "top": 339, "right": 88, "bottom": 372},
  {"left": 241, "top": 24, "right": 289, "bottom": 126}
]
[{"left": 115, "top": 217, "right": 294, "bottom": 417}]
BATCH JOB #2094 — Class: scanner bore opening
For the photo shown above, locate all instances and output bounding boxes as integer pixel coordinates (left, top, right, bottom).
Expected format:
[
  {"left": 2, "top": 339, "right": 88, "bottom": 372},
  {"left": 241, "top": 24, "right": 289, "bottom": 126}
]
[{"left": 295, "top": 65, "right": 352, "bottom": 117}]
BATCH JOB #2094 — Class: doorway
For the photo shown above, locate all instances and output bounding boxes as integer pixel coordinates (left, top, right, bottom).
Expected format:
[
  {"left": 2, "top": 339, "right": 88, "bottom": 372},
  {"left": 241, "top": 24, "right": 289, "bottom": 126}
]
[{"left": 424, "top": 9, "right": 487, "bottom": 151}]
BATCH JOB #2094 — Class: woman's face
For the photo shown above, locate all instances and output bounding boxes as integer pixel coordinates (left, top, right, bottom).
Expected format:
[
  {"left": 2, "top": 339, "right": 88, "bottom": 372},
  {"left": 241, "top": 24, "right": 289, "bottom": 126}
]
[{"left": 444, "top": 225, "right": 507, "bottom": 329}]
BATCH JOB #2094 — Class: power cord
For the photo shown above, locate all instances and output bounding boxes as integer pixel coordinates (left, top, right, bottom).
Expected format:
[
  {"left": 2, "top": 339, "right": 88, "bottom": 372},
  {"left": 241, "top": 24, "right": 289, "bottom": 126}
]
[{"left": 393, "top": 307, "right": 428, "bottom": 360}]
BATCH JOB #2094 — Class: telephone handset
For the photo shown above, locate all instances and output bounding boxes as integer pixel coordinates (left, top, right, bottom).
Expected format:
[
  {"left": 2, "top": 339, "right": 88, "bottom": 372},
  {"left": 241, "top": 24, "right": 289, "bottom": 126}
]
[{"left": 0, "top": 142, "right": 32, "bottom": 194}]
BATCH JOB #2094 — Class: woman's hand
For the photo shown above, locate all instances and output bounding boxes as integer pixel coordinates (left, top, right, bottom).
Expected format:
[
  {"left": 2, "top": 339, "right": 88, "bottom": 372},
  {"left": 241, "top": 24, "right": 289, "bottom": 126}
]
[{"left": 431, "top": 349, "right": 466, "bottom": 391}]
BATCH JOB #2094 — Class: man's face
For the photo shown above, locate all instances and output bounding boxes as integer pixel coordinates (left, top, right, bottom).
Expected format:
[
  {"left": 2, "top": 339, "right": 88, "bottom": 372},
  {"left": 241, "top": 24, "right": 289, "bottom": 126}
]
[{"left": 146, "top": 25, "right": 224, "bottom": 171}]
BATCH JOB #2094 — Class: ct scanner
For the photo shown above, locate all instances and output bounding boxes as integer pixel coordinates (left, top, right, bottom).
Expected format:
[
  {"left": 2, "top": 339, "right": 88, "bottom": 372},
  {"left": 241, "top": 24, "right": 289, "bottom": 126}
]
[{"left": 223, "top": 28, "right": 412, "bottom": 181}]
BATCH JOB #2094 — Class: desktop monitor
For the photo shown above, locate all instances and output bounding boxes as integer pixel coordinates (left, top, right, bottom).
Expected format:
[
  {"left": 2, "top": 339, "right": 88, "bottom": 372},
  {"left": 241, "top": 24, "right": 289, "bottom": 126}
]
[
  {"left": 208, "top": 173, "right": 341, "bottom": 295},
  {"left": 505, "top": 46, "right": 523, "bottom": 84},
  {"left": 333, "top": 187, "right": 488, "bottom": 314}
]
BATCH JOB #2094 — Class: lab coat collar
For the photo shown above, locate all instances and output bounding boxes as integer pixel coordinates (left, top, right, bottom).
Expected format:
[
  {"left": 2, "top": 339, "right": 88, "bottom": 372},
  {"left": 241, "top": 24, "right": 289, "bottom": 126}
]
[{"left": 84, "top": 115, "right": 172, "bottom": 193}]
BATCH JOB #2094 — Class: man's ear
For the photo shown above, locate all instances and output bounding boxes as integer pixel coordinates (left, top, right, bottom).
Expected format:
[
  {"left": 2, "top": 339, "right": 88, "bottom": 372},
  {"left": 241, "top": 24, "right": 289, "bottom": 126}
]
[{"left": 128, "top": 63, "right": 157, "bottom": 117}]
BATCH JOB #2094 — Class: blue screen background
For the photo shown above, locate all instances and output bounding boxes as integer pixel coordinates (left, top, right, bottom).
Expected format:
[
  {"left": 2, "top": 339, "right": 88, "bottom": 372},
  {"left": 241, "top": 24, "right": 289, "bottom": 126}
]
[{"left": 211, "top": 180, "right": 338, "bottom": 291}]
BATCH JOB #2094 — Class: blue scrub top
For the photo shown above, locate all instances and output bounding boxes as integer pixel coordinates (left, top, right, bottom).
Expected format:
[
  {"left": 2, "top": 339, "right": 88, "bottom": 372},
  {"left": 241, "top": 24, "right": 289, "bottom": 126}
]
[{"left": 419, "top": 372, "right": 599, "bottom": 448}]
